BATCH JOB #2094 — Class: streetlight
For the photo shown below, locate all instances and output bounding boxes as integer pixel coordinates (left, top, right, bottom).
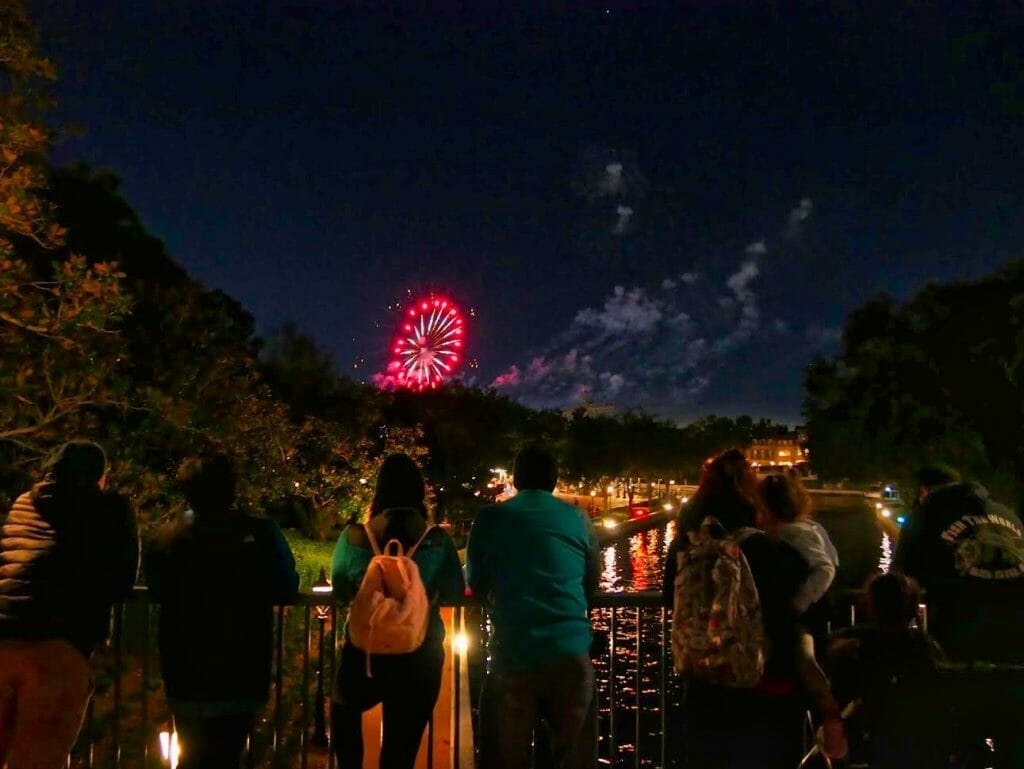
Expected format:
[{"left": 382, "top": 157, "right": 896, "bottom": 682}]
[
  {"left": 606, "top": 484, "right": 614, "bottom": 513},
  {"left": 311, "top": 568, "right": 332, "bottom": 748}
]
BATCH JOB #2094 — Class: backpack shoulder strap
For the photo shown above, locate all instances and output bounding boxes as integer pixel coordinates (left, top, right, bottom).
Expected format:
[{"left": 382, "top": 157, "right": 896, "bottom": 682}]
[
  {"left": 360, "top": 523, "right": 382, "bottom": 556},
  {"left": 406, "top": 525, "right": 443, "bottom": 558}
]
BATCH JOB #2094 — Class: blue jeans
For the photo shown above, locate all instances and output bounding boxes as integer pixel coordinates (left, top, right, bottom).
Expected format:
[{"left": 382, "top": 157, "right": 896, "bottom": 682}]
[{"left": 478, "top": 654, "right": 597, "bottom": 769}]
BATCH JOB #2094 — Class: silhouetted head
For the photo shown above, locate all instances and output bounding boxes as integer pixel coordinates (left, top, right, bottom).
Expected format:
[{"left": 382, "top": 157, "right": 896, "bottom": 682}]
[
  {"left": 513, "top": 445, "right": 558, "bottom": 492},
  {"left": 370, "top": 453, "right": 427, "bottom": 518},
  {"left": 177, "top": 454, "right": 237, "bottom": 516},
  {"left": 867, "top": 572, "right": 920, "bottom": 628},
  {"left": 687, "top": 448, "right": 759, "bottom": 530},
  {"left": 45, "top": 441, "right": 107, "bottom": 490},
  {"left": 915, "top": 464, "right": 961, "bottom": 503},
  {"left": 758, "top": 472, "right": 811, "bottom": 524}
]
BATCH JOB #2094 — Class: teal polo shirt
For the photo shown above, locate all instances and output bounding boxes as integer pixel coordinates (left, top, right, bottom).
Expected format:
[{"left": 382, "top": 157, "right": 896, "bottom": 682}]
[{"left": 466, "top": 489, "right": 600, "bottom": 672}]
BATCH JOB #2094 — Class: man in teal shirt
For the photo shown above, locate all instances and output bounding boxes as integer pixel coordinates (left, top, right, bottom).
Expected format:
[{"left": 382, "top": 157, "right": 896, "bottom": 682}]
[{"left": 468, "top": 445, "right": 599, "bottom": 769}]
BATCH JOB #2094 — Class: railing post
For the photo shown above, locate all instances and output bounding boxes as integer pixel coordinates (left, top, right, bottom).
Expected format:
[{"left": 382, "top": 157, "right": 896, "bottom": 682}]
[
  {"left": 112, "top": 603, "right": 123, "bottom": 769},
  {"left": 141, "top": 603, "right": 152, "bottom": 767},
  {"left": 328, "top": 605, "right": 338, "bottom": 769},
  {"left": 453, "top": 605, "right": 463, "bottom": 769},
  {"left": 635, "top": 606, "right": 643, "bottom": 769},
  {"left": 272, "top": 605, "right": 285, "bottom": 764},
  {"left": 659, "top": 607, "right": 668, "bottom": 769},
  {"left": 313, "top": 607, "right": 329, "bottom": 747},
  {"left": 609, "top": 609, "right": 618, "bottom": 764},
  {"left": 301, "top": 605, "right": 311, "bottom": 769}
]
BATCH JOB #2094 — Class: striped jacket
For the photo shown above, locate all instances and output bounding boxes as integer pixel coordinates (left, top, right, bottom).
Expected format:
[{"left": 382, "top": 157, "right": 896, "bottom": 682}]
[{"left": 0, "top": 482, "right": 139, "bottom": 655}]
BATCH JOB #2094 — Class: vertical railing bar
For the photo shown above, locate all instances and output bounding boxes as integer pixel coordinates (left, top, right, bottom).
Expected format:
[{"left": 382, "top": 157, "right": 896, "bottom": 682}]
[
  {"left": 635, "top": 607, "right": 642, "bottom": 769},
  {"left": 112, "top": 603, "right": 123, "bottom": 769},
  {"left": 273, "top": 605, "right": 285, "bottom": 764},
  {"left": 427, "top": 715, "right": 435, "bottom": 769},
  {"left": 328, "top": 605, "right": 338, "bottom": 769},
  {"left": 141, "top": 603, "right": 151, "bottom": 766},
  {"left": 301, "top": 605, "right": 311, "bottom": 769},
  {"left": 453, "top": 606, "right": 462, "bottom": 769},
  {"left": 609, "top": 609, "right": 617, "bottom": 763},
  {"left": 84, "top": 695, "right": 95, "bottom": 769},
  {"left": 659, "top": 607, "right": 667, "bottom": 769}
]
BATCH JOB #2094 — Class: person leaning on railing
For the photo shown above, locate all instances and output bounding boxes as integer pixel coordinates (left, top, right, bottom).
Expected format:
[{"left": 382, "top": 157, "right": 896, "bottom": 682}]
[
  {"left": 893, "top": 464, "right": 1024, "bottom": 767},
  {"left": 145, "top": 454, "right": 300, "bottom": 769},
  {"left": 467, "top": 445, "right": 601, "bottom": 769},
  {"left": 0, "top": 441, "right": 139, "bottom": 769},
  {"left": 330, "top": 453, "right": 465, "bottom": 769}
]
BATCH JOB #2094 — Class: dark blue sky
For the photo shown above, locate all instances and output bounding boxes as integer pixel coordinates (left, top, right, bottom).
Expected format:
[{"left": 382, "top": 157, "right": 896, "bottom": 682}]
[{"left": 31, "top": 1, "right": 1024, "bottom": 422}]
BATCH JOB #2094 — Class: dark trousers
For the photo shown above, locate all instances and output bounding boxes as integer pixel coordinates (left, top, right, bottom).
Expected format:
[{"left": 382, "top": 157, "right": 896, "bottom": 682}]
[
  {"left": 173, "top": 711, "right": 254, "bottom": 769},
  {"left": 478, "top": 653, "right": 597, "bottom": 769},
  {"left": 332, "top": 642, "right": 444, "bottom": 769},
  {"left": 677, "top": 681, "right": 805, "bottom": 769}
]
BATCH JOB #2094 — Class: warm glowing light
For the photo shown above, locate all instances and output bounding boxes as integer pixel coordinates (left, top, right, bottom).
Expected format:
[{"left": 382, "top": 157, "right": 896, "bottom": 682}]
[
  {"left": 591, "top": 491, "right": 597, "bottom": 497},
  {"left": 453, "top": 631, "right": 470, "bottom": 655},
  {"left": 159, "top": 730, "right": 181, "bottom": 768},
  {"left": 359, "top": 478, "right": 368, "bottom": 485},
  {"left": 602, "top": 518, "right": 619, "bottom": 529},
  {"left": 663, "top": 503, "right": 673, "bottom": 511},
  {"left": 681, "top": 496, "right": 689, "bottom": 504},
  {"left": 606, "top": 485, "right": 615, "bottom": 494},
  {"left": 881, "top": 508, "right": 892, "bottom": 518}
]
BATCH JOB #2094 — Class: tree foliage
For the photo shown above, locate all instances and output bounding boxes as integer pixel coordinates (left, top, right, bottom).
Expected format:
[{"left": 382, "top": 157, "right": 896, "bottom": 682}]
[{"left": 804, "top": 260, "right": 1024, "bottom": 506}]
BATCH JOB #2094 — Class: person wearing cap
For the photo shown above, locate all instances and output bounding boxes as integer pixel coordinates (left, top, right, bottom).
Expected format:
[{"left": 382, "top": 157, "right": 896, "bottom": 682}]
[
  {"left": 893, "top": 464, "right": 1024, "bottom": 661},
  {"left": 893, "top": 465, "right": 1024, "bottom": 766},
  {"left": 0, "top": 441, "right": 139, "bottom": 769}
]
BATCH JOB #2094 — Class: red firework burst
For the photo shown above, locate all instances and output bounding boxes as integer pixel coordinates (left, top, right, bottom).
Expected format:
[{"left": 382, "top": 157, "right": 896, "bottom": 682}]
[{"left": 387, "top": 297, "right": 465, "bottom": 390}]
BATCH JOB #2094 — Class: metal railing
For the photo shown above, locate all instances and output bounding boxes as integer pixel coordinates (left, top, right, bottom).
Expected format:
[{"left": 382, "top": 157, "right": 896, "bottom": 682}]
[
  {"left": 74, "top": 588, "right": 1011, "bottom": 769},
  {"left": 68, "top": 590, "right": 683, "bottom": 769}
]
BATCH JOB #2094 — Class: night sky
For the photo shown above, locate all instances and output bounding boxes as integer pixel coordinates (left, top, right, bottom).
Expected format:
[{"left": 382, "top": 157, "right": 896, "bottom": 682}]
[{"left": 30, "top": 1, "right": 1024, "bottom": 423}]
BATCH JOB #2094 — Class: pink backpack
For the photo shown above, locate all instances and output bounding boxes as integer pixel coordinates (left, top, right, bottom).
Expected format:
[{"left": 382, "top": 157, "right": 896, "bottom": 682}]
[{"left": 347, "top": 523, "right": 436, "bottom": 676}]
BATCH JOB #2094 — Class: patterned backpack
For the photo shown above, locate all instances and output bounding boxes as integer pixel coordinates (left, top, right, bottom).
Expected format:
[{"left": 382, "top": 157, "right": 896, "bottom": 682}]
[
  {"left": 348, "top": 523, "right": 437, "bottom": 676},
  {"left": 671, "top": 516, "right": 766, "bottom": 687}
]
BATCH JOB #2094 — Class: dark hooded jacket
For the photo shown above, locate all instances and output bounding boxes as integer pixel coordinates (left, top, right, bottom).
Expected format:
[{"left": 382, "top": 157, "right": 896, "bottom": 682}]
[
  {"left": 894, "top": 482, "right": 1024, "bottom": 662},
  {"left": 0, "top": 482, "right": 139, "bottom": 656},
  {"left": 145, "top": 511, "right": 299, "bottom": 704}
]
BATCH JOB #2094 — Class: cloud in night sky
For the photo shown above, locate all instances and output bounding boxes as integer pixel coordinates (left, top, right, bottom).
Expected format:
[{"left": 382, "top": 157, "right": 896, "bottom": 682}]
[
  {"left": 785, "top": 197, "right": 814, "bottom": 239},
  {"left": 613, "top": 204, "right": 634, "bottom": 235},
  {"left": 491, "top": 240, "right": 770, "bottom": 411},
  {"left": 575, "top": 146, "right": 648, "bottom": 236}
]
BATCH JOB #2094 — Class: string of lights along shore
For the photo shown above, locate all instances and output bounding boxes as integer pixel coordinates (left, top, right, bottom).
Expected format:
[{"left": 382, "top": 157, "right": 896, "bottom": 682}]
[{"left": 386, "top": 296, "right": 466, "bottom": 390}]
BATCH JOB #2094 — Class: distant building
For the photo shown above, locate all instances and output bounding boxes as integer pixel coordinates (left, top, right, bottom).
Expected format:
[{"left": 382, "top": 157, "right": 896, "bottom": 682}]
[{"left": 747, "top": 430, "right": 809, "bottom": 467}]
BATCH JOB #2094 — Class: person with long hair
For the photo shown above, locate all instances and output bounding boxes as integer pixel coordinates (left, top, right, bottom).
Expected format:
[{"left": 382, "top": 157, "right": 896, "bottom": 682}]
[
  {"left": 663, "top": 449, "right": 812, "bottom": 769},
  {"left": 331, "top": 454, "right": 464, "bottom": 769}
]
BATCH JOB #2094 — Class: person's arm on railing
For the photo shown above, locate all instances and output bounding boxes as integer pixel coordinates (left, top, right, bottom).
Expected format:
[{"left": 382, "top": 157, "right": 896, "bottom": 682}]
[
  {"left": 107, "top": 494, "right": 140, "bottom": 601},
  {"left": 584, "top": 516, "right": 600, "bottom": 604},
  {"left": 331, "top": 526, "right": 357, "bottom": 604},
  {"left": 437, "top": 532, "right": 466, "bottom": 603},
  {"left": 267, "top": 520, "right": 299, "bottom": 604},
  {"left": 661, "top": 537, "right": 680, "bottom": 608},
  {"left": 465, "top": 511, "right": 491, "bottom": 599}
]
